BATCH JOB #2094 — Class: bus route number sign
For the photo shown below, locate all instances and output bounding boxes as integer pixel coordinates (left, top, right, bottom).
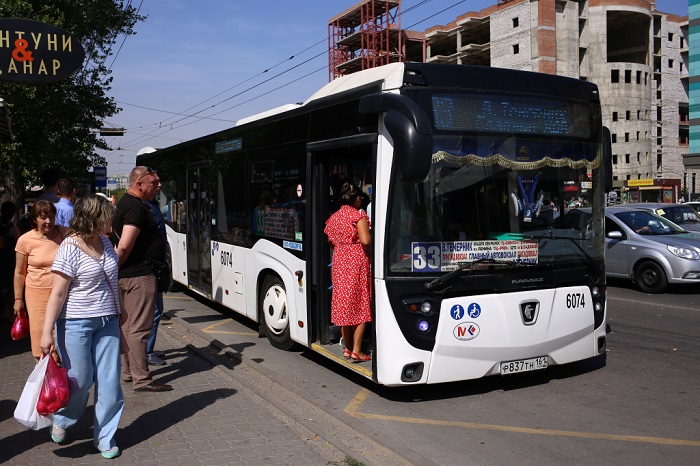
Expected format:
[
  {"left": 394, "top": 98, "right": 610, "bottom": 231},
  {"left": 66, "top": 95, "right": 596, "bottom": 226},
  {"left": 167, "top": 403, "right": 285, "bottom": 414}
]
[{"left": 412, "top": 243, "right": 441, "bottom": 272}]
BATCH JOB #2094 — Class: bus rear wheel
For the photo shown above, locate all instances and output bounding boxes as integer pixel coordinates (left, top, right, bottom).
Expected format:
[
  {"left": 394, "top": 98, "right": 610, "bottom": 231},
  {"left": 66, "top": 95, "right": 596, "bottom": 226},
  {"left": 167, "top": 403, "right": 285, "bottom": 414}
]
[{"left": 259, "top": 275, "right": 295, "bottom": 350}]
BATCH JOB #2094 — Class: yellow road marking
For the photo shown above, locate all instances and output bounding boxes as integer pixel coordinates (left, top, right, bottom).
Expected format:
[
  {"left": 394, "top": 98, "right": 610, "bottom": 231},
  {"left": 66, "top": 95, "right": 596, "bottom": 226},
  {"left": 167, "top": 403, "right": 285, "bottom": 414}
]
[
  {"left": 200, "top": 319, "right": 257, "bottom": 336},
  {"left": 344, "top": 389, "right": 700, "bottom": 447}
]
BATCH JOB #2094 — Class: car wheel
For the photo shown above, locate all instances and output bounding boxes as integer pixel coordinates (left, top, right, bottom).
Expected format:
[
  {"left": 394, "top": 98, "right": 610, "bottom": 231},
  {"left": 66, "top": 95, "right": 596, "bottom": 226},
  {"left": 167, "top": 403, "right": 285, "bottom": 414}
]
[
  {"left": 259, "top": 275, "right": 295, "bottom": 350},
  {"left": 635, "top": 261, "right": 668, "bottom": 293}
]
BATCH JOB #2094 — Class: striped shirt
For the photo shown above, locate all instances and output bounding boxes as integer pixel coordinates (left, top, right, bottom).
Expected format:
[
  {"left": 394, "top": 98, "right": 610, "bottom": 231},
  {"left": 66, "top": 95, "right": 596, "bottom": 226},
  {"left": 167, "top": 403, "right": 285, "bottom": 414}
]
[{"left": 52, "top": 235, "right": 120, "bottom": 319}]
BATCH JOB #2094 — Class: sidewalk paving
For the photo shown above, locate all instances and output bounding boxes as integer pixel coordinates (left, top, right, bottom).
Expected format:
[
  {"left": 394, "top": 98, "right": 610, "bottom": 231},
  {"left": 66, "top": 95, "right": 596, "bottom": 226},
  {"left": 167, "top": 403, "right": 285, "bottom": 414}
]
[{"left": 0, "top": 315, "right": 345, "bottom": 465}]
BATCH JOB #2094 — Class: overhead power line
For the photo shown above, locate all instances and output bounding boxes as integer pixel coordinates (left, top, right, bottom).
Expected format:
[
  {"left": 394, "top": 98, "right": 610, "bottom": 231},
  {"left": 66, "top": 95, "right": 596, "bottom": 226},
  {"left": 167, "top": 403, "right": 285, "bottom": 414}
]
[{"left": 105, "top": 0, "right": 463, "bottom": 151}]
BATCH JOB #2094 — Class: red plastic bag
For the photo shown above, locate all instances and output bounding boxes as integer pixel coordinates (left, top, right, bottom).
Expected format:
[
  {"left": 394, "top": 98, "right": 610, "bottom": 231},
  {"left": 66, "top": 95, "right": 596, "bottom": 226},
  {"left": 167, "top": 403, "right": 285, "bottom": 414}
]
[
  {"left": 36, "top": 356, "right": 70, "bottom": 416},
  {"left": 11, "top": 311, "right": 29, "bottom": 340}
]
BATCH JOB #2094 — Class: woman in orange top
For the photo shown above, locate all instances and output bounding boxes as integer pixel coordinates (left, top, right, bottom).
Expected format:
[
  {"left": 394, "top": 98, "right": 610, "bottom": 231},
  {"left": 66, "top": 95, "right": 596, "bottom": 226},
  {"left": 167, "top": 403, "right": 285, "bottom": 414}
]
[{"left": 14, "top": 201, "right": 68, "bottom": 360}]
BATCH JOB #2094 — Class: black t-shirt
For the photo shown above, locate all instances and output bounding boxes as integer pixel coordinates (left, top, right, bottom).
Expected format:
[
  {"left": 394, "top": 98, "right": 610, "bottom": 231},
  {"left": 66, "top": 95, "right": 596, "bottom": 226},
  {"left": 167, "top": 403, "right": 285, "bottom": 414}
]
[{"left": 113, "top": 192, "right": 165, "bottom": 279}]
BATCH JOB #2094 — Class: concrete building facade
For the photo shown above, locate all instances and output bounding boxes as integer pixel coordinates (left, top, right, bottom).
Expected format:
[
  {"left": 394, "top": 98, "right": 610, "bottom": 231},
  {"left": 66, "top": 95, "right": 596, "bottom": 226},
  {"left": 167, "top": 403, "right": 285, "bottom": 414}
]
[{"left": 330, "top": 0, "right": 691, "bottom": 197}]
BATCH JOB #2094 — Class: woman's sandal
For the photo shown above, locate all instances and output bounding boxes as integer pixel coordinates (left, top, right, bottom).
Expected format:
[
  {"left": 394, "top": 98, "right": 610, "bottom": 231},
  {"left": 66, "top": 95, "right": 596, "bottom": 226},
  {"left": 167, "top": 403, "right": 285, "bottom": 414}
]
[
  {"left": 342, "top": 349, "right": 352, "bottom": 359},
  {"left": 350, "top": 352, "right": 371, "bottom": 363}
]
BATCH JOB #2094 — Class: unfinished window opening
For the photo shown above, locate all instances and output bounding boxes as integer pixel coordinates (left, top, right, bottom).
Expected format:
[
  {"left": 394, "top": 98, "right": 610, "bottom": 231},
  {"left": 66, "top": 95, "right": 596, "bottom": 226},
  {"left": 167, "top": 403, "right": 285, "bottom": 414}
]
[{"left": 607, "top": 11, "right": 649, "bottom": 64}]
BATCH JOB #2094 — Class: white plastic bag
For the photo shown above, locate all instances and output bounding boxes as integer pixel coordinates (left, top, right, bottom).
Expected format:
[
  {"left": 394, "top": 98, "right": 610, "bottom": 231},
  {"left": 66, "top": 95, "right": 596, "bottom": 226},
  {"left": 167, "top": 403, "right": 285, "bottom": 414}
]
[{"left": 14, "top": 355, "right": 53, "bottom": 430}]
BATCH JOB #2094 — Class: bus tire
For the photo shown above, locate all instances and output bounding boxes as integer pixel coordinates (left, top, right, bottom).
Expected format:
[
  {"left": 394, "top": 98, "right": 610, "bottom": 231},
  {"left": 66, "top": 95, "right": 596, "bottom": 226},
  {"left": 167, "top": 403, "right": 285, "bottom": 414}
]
[
  {"left": 259, "top": 275, "right": 295, "bottom": 350},
  {"left": 634, "top": 261, "right": 667, "bottom": 294}
]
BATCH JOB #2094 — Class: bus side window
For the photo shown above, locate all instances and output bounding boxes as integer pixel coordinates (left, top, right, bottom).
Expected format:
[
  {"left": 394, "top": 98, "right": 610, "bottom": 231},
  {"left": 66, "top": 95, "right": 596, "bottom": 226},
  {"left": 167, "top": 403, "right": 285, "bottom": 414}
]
[{"left": 216, "top": 156, "right": 249, "bottom": 245}]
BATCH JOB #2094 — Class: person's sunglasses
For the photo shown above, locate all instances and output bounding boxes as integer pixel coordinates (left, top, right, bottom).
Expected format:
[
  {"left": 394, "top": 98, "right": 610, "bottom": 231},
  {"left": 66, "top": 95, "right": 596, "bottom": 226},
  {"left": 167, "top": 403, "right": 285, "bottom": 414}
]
[{"left": 136, "top": 167, "right": 155, "bottom": 183}]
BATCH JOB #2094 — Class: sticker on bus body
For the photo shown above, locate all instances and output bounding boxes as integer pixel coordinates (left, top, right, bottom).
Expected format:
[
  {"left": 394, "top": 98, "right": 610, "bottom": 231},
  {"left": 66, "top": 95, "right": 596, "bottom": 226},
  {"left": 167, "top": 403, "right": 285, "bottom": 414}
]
[
  {"left": 411, "top": 240, "right": 538, "bottom": 272},
  {"left": 453, "top": 322, "right": 480, "bottom": 341},
  {"left": 283, "top": 240, "right": 303, "bottom": 251}
]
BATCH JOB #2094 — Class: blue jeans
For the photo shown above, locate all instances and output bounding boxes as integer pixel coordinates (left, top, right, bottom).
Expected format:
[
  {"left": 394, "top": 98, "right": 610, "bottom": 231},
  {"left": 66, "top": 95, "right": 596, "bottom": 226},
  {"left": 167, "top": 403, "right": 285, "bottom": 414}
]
[
  {"left": 54, "top": 315, "right": 124, "bottom": 452},
  {"left": 147, "top": 292, "right": 164, "bottom": 355}
]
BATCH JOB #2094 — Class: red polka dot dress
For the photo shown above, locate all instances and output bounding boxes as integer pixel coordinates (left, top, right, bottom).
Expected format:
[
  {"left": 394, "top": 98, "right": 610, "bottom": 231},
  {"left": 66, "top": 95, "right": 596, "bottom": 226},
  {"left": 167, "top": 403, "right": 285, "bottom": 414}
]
[{"left": 324, "top": 205, "right": 372, "bottom": 326}]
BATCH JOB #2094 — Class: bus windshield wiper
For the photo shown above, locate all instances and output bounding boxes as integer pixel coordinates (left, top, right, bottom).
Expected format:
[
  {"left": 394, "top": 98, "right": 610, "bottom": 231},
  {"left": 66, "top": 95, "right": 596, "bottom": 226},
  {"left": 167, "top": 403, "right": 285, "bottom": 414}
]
[
  {"left": 525, "top": 234, "right": 597, "bottom": 269},
  {"left": 424, "top": 258, "right": 539, "bottom": 292}
]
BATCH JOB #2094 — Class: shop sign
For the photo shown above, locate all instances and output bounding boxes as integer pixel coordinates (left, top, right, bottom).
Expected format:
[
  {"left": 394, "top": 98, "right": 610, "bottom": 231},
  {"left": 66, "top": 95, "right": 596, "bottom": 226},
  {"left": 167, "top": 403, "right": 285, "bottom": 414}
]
[
  {"left": 627, "top": 179, "right": 654, "bottom": 187},
  {"left": 0, "top": 18, "right": 85, "bottom": 84}
]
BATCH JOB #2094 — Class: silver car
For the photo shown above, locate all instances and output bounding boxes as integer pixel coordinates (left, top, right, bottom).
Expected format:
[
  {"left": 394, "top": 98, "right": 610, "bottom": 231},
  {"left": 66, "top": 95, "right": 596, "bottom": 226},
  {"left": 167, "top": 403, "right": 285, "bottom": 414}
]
[
  {"left": 627, "top": 202, "right": 700, "bottom": 234},
  {"left": 605, "top": 205, "right": 700, "bottom": 293},
  {"left": 567, "top": 206, "right": 700, "bottom": 293}
]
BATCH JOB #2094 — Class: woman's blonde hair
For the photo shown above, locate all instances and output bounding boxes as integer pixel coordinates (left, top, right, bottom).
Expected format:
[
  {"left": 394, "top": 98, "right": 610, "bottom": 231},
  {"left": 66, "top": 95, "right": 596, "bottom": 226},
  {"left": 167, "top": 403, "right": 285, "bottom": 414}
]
[{"left": 67, "top": 195, "right": 114, "bottom": 238}]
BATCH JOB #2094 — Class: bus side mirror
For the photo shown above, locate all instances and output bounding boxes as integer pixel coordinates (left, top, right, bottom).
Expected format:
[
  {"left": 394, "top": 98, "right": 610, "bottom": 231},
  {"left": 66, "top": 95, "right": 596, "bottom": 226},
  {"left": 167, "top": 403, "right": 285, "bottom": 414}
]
[
  {"left": 602, "top": 126, "right": 613, "bottom": 193},
  {"left": 384, "top": 110, "right": 432, "bottom": 182},
  {"left": 359, "top": 94, "right": 433, "bottom": 182}
]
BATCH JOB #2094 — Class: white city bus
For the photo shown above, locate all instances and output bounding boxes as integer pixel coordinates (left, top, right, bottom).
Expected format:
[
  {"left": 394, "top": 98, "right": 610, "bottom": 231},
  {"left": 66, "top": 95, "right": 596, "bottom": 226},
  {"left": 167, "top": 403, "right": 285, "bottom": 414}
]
[{"left": 138, "top": 62, "right": 611, "bottom": 386}]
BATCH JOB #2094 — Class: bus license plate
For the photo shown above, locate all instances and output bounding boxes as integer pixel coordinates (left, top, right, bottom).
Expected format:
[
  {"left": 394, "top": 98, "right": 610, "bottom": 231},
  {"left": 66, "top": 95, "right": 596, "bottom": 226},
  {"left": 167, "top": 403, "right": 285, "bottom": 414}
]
[{"left": 500, "top": 356, "right": 548, "bottom": 375}]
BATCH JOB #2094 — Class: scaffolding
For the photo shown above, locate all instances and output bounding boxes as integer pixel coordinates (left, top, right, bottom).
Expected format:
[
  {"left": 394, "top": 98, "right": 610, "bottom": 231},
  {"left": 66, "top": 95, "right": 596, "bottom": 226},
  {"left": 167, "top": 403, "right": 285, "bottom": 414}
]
[{"left": 328, "top": 0, "right": 402, "bottom": 81}]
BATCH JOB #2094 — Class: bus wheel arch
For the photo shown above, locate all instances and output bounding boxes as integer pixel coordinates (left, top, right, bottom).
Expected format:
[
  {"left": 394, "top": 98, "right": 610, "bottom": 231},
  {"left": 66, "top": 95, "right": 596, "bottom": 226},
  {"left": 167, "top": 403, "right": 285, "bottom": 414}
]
[
  {"left": 633, "top": 260, "right": 668, "bottom": 293},
  {"left": 258, "top": 272, "right": 295, "bottom": 350}
]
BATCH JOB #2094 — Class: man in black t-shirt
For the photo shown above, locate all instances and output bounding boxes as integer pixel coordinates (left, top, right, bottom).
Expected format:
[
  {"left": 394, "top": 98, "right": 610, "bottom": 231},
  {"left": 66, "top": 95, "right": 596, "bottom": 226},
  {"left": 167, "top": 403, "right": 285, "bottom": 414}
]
[{"left": 113, "top": 166, "right": 172, "bottom": 392}]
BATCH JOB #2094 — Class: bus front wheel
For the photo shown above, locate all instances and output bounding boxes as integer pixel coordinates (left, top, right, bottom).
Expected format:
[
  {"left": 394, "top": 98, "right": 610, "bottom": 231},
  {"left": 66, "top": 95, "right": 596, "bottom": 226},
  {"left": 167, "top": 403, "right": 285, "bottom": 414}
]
[{"left": 259, "top": 275, "right": 295, "bottom": 350}]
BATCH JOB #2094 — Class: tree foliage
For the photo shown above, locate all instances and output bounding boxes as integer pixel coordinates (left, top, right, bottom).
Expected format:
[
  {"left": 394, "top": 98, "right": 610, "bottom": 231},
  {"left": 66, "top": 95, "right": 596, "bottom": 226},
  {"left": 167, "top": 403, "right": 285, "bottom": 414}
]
[{"left": 0, "top": 0, "right": 145, "bottom": 202}]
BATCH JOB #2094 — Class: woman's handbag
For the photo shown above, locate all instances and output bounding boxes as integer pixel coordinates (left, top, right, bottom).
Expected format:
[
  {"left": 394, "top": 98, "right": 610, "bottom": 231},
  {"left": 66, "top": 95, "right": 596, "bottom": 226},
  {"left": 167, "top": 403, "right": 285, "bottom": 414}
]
[
  {"left": 36, "top": 356, "right": 70, "bottom": 416},
  {"left": 11, "top": 310, "right": 29, "bottom": 340},
  {"left": 14, "top": 355, "right": 53, "bottom": 430}
]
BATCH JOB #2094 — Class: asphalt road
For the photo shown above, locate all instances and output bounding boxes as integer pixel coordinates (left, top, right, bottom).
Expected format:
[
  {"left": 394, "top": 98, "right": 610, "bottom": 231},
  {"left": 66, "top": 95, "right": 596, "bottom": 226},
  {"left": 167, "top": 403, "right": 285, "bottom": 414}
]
[{"left": 163, "top": 280, "right": 700, "bottom": 466}]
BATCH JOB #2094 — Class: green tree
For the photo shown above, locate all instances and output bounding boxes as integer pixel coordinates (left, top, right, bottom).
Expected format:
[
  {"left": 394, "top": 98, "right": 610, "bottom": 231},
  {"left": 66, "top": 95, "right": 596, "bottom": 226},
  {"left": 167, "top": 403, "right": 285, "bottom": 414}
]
[{"left": 0, "top": 0, "right": 145, "bottom": 204}]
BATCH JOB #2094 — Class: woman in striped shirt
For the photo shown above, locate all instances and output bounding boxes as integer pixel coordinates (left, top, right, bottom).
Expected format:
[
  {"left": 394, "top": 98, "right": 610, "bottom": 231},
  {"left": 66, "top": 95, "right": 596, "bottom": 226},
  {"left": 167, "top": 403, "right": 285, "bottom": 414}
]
[{"left": 40, "top": 195, "right": 123, "bottom": 459}]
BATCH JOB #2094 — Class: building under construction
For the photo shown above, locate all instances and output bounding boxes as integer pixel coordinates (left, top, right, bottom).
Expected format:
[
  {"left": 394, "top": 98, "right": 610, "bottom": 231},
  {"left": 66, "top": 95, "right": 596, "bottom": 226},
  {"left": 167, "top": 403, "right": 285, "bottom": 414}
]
[{"left": 328, "top": 0, "right": 423, "bottom": 80}]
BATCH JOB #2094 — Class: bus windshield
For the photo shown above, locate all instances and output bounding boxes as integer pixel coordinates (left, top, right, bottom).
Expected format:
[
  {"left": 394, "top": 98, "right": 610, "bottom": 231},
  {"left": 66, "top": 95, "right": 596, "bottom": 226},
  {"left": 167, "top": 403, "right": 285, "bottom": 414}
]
[{"left": 387, "top": 90, "right": 605, "bottom": 275}]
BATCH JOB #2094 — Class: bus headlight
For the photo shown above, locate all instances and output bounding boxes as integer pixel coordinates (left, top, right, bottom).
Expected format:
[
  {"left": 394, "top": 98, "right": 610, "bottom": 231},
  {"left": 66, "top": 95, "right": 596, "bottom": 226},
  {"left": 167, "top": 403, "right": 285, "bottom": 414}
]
[
  {"left": 403, "top": 298, "right": 435, "bottom": 316},
  {"left": 590, "top": 283, "right": 606, "bottom": 329}
]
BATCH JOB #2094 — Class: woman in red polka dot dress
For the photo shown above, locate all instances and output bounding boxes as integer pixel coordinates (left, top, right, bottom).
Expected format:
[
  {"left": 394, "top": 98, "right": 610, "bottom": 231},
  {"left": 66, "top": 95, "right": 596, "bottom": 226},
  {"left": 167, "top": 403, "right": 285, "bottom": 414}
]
[{"left": 324, "top": 183, "right": 372, "bottom": 362}]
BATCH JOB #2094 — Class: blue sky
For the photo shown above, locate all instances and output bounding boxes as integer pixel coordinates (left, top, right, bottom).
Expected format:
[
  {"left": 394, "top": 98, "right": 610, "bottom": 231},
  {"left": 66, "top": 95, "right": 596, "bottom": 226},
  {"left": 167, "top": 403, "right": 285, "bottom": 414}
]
[{"left": 100, "top": 0, "right": 689, "bottom": 175}]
